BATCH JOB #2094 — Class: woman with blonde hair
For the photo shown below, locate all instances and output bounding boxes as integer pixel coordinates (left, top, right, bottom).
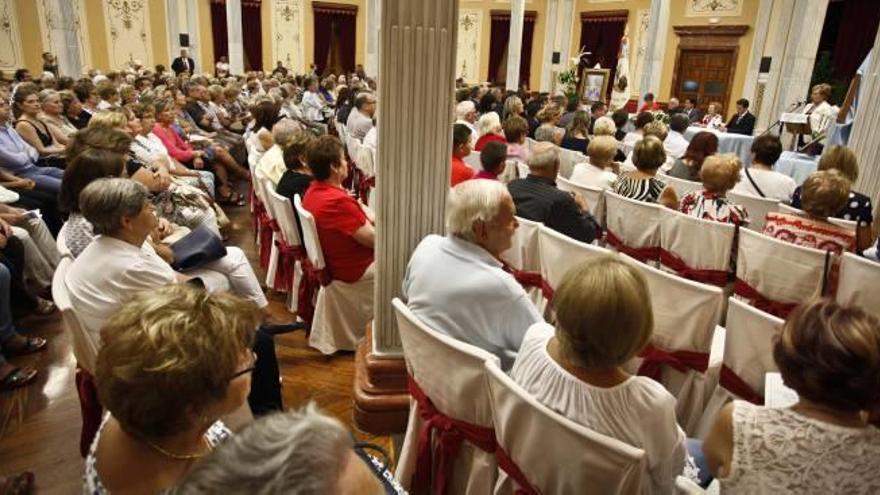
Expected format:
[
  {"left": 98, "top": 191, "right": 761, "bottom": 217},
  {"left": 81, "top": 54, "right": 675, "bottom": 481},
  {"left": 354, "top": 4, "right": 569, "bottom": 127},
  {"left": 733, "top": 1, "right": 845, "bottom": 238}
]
[
  {"left": 679, "top": 153, "right": 749, "bottom": 226},
  {"left": 613, "top": 136, "right": 679, "bottom": 208},
  {"left": 570, "top": 135, "right": 620, "bottom": 190},
  {"left": 512, "top": 256, "right": 688, "bottom": 494},
  {"left": 534, "top": 106, "right": 563, "bottom": 145},
  {"left": 700, "top": 102, "right": 724, "bottom": 130},
  {"left": 85, "top": 284, "right": 262, "bottom": 494}
]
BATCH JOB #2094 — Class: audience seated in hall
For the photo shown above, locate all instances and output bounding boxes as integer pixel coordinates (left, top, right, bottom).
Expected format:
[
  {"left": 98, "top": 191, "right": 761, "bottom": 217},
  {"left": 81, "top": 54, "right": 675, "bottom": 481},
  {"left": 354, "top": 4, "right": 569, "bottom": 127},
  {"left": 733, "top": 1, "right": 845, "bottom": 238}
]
[
  {"left": 0, "top": 98, "right": 64, "bottom": 193},
  {"left": 403, "top": 180, "right": 542, "bottom": 369},
  {"left": 679, "top": 154, "right": 750, "bottom": 226},
  {"left": 592, "top": 115, "right": 627, "bottom": 162},
  {"left": 664, "top": 113, "right": 691, "bottom": 160},
  {"left": 669, "top": 131, "right": 719, "bottom": 182},
  {"left": 704, "top": 299, "right": 880, "bottom": 493},
  {"left": 534, "top": 106, "right": 563, "bottom": 145},
  {"left": 560, "top": 110, "right": 590, "bottom": 153},
  {"left": 763, "top": 170, "right": 856, "bottom": 255},
  {"left": 38, "top": 89, "right": 76, "bottom": 144},
  {"left": 474, "top": 111, "right": 505, "bottom": 151},
  {"left": 733, "top": 134, "right": 796, "bottom": 202},
  {"left": 345, "top": 92, "right": 376, "bottom": 141},
  {"left": 503, "top": 115, "right": 530, "bottom": 163},
  {"left": 451, "top": 123, "right": 476, "bottom": 186},
  {"left": 475, "top": 141, "right": 507, "bottom": 181},
  {"left": 613, "top": 136, "right": 678, "bottom": 208},
  {"left": 791, "top": 145, "right": 873, "bottom": 252},
  {"left": 508, "top": 142, "right": 600, "bottom": 244},
  {"left": 622, "top": 111, "right": 654, "bottom": 150},
  {"left": 511, "top": 257, "right": 688, "bottom": 494},
  {"left": 588, "top": 101, "right": 608, "bottom": 134},
  {"left": 256, "top": 119, "right": 301, "bottom": 186},
  {"left": 12, "top": 83, "right": 67, "bottom": 167},
  {"left": 454, "top": 100, "right": 478, "bottom": 141},
  {"left": 276, "top": 132, "right": 315, "bottom": 204},
  {"left": 570, "top": 135, "right": 621, "bottom": 190}
]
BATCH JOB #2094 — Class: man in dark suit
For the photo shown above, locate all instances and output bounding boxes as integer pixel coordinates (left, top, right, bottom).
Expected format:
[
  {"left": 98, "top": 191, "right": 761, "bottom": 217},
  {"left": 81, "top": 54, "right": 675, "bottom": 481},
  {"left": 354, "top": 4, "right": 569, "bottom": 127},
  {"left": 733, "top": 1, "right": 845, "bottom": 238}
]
[
  {"left": 507, "top": 142, "right": 600, "bottom": 244},
  {"left": 682, "top": 97, "right": 703, "bottom": 123},
  {"left": 726, "top": 98, "right": 756, "bottom": 135},
  {"left": 171, "top": 48, "right": 195, "bottom": 75}
]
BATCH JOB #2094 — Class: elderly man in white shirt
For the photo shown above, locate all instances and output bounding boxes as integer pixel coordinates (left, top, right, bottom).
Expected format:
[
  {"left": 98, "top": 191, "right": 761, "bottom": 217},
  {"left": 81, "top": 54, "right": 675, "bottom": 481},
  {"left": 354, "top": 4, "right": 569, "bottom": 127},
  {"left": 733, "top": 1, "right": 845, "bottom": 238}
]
[
  {"left": 346, "top": 92, "right": 376, "bottom": 140},
  {"left": 454, "top": 100, "right": 479, "bottom": 138},
  {"left": 256, "top": 118, "right": 301, "bottom": 186},
  {"left": 664, "top": 113, "right": 690, "bottom": 159},
  {"left": 402, "top": 180, "right": 543, "bottom": 369}
]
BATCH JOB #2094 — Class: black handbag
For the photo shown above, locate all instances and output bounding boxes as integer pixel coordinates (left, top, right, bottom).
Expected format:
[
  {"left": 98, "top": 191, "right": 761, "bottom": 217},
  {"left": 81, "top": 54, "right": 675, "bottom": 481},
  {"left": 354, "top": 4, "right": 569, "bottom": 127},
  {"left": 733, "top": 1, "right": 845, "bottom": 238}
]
[{"left": 169, "top": 224, "right": 227, "bottom": 271}]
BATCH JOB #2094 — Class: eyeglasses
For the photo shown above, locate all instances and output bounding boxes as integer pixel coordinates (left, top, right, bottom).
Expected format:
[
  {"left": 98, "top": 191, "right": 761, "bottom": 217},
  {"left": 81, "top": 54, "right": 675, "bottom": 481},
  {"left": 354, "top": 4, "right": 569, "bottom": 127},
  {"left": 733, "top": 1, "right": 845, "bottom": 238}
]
[{"left": 229, "top": 351, "right": 257, "bottom": 380}]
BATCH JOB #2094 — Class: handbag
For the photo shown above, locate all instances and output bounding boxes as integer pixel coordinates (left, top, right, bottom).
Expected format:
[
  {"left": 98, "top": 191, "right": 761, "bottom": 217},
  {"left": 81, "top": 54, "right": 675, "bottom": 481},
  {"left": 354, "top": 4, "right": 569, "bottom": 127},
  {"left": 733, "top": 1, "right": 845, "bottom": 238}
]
[{"left": 169, "top": 223, "right": 227, "bottom": 271}]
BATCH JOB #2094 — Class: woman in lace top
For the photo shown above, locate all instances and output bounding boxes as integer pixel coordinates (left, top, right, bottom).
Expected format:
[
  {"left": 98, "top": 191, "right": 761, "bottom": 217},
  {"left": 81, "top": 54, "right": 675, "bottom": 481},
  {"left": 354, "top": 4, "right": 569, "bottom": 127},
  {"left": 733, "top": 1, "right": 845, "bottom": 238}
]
[
  {"left": 85, "top": 284, "right": 261, "bottom": 495},
  {"left": 613, "top": 136, "right": 679, "bottom": 208},
  {"left": 679, "top": 154, "right": 750, "bottom": 226},
  {"left": 704, "top": 299, "right": 880, "bottom": 494},
  {"left": 511, "top": 256, "right": 689, "bottom": 494}
]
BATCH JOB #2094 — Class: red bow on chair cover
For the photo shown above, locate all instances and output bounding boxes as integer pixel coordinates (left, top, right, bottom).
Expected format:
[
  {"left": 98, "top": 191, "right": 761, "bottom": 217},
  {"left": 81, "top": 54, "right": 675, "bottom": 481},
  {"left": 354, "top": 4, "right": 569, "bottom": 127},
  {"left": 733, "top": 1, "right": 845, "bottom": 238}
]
[
  {"left": 408, "top": 376, "right": 498, "bottom": 495},
  {"left": 637, "top": 344, "right": 709, "bottom": 381},
  {"left": 501, "top": 263, "right": 555, "bottom": 301},
  {"left": 605, "top": 230, "right": 660, "bottom": 263},
  {"left": 75, "top": 367, "right": 102, "bottom": 458},
  {"left": 359, "top": 175, "right": 376, "bottom": 206},
  {"left": 495, "top": 444, "right": 541, "bottom": 495},
  {"left": 251, "top": 194, "right": 265, "bottom": 240},
  {"left": 257, "top": 215, "right": 277, "bottom": 271},
  {"left": 273, "top": 239, "right": 306, "bottom": 292},
  {"left": 733, "top": 279, "right": 797, "bottom": 319},
  {"left": 659, "top": 249, "right": 729, "bottom": 287},
  {"left": 296, "top": 259, "right": 332, "bottom": 331},
  {"left": 719, "top": 365, "right": 764, "bottom": 405}
]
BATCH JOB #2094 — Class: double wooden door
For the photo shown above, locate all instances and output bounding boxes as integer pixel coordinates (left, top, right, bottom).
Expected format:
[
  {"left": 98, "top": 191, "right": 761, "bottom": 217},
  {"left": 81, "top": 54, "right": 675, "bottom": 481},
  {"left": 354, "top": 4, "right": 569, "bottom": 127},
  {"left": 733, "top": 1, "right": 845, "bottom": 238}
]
[{"left": 675, "top": 49, "right": 736, "bottom": 112}]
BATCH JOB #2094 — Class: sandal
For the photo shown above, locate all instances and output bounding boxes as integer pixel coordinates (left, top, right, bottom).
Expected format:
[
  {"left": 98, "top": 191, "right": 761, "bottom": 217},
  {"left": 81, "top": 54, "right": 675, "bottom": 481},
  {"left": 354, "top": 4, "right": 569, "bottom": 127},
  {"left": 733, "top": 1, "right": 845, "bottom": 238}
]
[
  {"left": 0, "top": 367, "right": 38, "bottom": 391},
  {"left": 5, "top": 336, "right": 47, "bottom": 356},
  {"left": 219, "top": 191, "right": 246, "bottom": 207},
  {"left": 34, "top": 298, "right": 55, "bottom": 315}
]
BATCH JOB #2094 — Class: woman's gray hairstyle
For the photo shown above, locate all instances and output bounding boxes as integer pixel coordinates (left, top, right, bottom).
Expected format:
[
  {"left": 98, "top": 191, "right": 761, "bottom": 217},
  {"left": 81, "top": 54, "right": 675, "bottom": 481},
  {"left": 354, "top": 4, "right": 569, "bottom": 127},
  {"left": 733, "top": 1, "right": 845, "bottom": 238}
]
[
  {"left": 172, "top": 404, "right": 354, "bottom": 495},
  {"left": 446, "top": 179, "right": 510, "bottom": 243},
  {"left": 79, "top": 178, "right": 150, "bottom": 235},
  {"left": 528, "top": 141, "right": 560, "bottom": 173},
  {"left": 592, "top": 116, "right": 617, "bottom": 136},
  {"left": 271, "top": 118, "right": 301, "bottom": 148}
]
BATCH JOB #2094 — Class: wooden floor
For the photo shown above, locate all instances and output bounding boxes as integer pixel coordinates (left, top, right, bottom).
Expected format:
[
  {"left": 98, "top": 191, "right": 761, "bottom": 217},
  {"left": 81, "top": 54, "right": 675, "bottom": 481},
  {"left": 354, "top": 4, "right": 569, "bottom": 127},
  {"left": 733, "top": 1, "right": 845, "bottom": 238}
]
[{"left": 0, "top": 200, "right": 392, "bottom": 494}]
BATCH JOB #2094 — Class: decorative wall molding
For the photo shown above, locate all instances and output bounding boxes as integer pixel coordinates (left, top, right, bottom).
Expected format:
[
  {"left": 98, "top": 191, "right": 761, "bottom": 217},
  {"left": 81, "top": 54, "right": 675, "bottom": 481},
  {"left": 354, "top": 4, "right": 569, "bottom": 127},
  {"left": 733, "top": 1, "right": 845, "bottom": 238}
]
[
  {"left": 103, "top": 0, "right": 153, "bottom": 68},
  {"left": 456, "top": 9, "right": 482, "bottom": 82},
  {"left": 271, "top": 0, "right": 305, "bottom": 72},
  {"left": 37, "top": 0, "right": 91, "bottom": 75},
  {"left": 686, "top": 0, "right": 742, "bottom": 18},
  {"left": 0, "top": 0, "right": 24, "bottom": 71}
]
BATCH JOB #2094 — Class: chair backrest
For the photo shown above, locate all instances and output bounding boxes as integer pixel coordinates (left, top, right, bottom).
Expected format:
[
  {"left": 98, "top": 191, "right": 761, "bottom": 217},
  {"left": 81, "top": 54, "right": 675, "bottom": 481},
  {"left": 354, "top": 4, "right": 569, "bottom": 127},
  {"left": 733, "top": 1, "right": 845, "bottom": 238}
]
[
  {"left": 538, "top": 225, "right": 612, "bottom": 291},
  {"left": 516, "top": 161, "right": 529, "bottom": 179},
  {"left": 779, "top": 203, "right": 858, "bottom": 231},
  {"left": 557, "top": 175, "right": 605, "bottom": 221},
  {"left": 604, "top": 190, "right": 663, "bottom": 259},
  {"left": 659, "top": 173, "right": 703, "bottom": 197},
  {"left": 722, "top": 298, "right": 785, "bottom": 398},
  {"left": 659, "top": 208, "right": 736, "bottom": 276},
  {"left": 500, "top": 216, "right": 542, "bottom": 273},
  {"left": 56, "top": 225, "right": 73, "bottom": 259},
  {"left": 498, "top": 159, "right": 519, "bottom": 184},
  {"left": 558, "top": 149, "right": 585, "bottom": 179},
  {"left": 265, "top": 188, "right": 303, "bottom": 246},
  {"left": 53, "top": 257, "right": 99, "bottom": 373},
  {"left": 727, "top": 190, "right": 779, "bottom": 232},
  {"left": 394, "top": 299, "right": 499, "bottom": 425},
  {"left": 525, "top": 137, "right": 538, "bottom": 152},
  {"left": 356, "top": 142, "right": 376, "bottom": 177},
  {"left": 292, "top": 194, "right": 326, "bottom": 269},
  {"left": 484, "top": 361, "right": 646, "bottom": 494},
  {"left": 777, "top": 203, "right": 802, "bottom": 216},
  {"left": 463, "top": 152, "right": 482, "bottom": 171},
  {"left": 837, "top": 253, "right": 880, "bottom": 320},
  {"left": 346, "top": 135, "right": 361, "bottom": 162},
  {"left": 736, "top": 228, "right": 827, "bottom": 307}
]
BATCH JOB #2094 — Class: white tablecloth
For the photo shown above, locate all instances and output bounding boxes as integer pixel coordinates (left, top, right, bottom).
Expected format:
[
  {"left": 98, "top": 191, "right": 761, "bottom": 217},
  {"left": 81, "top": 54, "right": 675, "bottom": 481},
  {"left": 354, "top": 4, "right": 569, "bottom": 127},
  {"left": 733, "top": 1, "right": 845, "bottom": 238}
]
[
  {"left": 684, "top": 126, "right": 754, "bottom": 166},
  {"left": 773, "top": 151, "right": 819, "bottom": 186}
]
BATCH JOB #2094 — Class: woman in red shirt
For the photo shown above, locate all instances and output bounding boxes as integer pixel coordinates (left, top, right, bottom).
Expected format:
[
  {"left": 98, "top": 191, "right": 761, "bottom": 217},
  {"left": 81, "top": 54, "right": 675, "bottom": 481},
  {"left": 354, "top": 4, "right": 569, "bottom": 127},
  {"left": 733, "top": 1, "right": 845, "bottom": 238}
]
[{"left": 474, "top": 112, "right": 506, "bottom": 151}]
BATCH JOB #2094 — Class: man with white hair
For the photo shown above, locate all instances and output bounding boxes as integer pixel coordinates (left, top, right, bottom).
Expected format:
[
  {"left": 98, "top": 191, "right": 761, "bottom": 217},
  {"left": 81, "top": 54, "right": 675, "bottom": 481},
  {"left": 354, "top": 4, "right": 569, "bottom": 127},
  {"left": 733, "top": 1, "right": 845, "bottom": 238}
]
[
  {"left": 507, "top": 142, "right": 600, "bottom": 244},
  {"left": 346, "top": 92, "right": 376, "bottom": 140},
  {"left": 256, "top": 118, "right": 302, "bottom": 185},
  {"left": 455, "top": 100, "right": 478, "bottom": 143},
  {"left": 403, "top": 180, "right": 542, "bottom": 368}
]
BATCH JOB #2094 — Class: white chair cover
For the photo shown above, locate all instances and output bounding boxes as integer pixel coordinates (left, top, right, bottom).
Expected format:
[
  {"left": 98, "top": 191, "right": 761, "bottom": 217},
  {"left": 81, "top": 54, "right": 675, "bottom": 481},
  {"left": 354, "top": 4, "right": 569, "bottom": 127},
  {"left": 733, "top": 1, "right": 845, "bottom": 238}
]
[
  {"left": 557, "top": 176, "right": 605, "bottom": 224},
  {"left": 779, "top": 203, "right": 858, "bottom": 231},
  {"left": 604, "top": 190, "right": 663, "bottom": 263},
  {"left": 56, "top": 226, "right": 72, "bottom": 259},
  {"left": 624, "top": 256, "right": 724, "bottom": 434},
  {"left": 558, "top": 149, "right": 585, "bottom": 179},
  {"left": 675, "top": 476, "right": 709, "bottom": 494},
  {"left": 659, "top": 173, "right": 703, "bottom": 197},
  {"left": 53, "top": 258, "right": 99, "bottom": 374},
  {"left": 265, "top": 188, "right": 304, "bottom": 311},
  {"left": 538, "top": 225, "right": 612, "bottom": 293},
  {"left": 694, "top": 298, "right": 784, "bottom": 439},
  {"left": 726, "top": 191, "right": 779, "bottom": 232},
  {"left": 356, "top": 143, "right": 376, "bottom": 177},
  {"left": 837, "top": 253, "right": 880, "bottom": 320},
  {"left": 516, "top": 161, "right": 529, "bottom": 179},
  {"left": 393, "top": 299, "right": 501, "bottom": 495},
  {"left": 659, "top": 208, "right": 735, "bottom": 284},
  {"left": 254, "top": 170, "right": 280, "bottom": 288},
  {"left": 498, "top": 160, "right": 519, "bottom": 184},
  {"left": 484, "top": 361, "right": 647, "bottom": 494},
  {"left": 292, "top": 195, "right": 370, "bottom": 354},
  {"left": 500, "top": 216, "right": 545, "bottom": 311},
  {"left": 735, "top": 228, "right": 827, "bottom": 315}
]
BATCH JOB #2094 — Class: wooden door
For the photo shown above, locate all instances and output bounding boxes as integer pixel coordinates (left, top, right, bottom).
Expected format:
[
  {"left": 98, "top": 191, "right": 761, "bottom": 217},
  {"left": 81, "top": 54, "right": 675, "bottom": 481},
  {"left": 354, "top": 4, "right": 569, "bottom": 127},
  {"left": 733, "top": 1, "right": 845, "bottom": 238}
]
[{"left": 676, "top": 49, "right": 735, "bottom": 112}]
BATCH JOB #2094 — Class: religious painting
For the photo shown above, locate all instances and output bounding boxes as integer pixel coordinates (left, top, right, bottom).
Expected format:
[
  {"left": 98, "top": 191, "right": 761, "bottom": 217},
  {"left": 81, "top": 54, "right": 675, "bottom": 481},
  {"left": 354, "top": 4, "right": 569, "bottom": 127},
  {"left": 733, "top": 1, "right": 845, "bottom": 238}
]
[{"left": 579, "top": 68, "right": 611, "bottom": 103}]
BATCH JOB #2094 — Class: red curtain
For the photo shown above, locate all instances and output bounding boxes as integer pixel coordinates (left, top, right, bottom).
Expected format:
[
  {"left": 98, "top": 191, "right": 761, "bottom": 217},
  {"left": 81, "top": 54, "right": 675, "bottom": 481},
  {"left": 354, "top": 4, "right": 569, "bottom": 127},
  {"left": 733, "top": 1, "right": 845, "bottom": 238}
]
[
  {"left": 313, "top": 3, "right": 358, "bottom": 75},
  {"left": 210, "top": 1, "right": 229, "bottom": 64},
  {"left": 830, "top": 0, "right": 880, "bottom": 81},
  {"left": 579, "top": 13, "right": 627, "bottom": 99},
  {"left": 242, "top": 4, "right": 263, "bottom": 70},
  {"left": 487, "top": 12, "right": 537, "bottom": 87}
]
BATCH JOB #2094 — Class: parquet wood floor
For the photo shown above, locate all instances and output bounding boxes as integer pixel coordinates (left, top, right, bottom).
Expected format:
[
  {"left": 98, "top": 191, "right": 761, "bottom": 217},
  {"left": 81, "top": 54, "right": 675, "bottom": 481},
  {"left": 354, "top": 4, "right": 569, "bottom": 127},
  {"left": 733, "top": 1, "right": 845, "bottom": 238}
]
[{"left": 0, "top": 201, "right": 393, "bottom": 494}]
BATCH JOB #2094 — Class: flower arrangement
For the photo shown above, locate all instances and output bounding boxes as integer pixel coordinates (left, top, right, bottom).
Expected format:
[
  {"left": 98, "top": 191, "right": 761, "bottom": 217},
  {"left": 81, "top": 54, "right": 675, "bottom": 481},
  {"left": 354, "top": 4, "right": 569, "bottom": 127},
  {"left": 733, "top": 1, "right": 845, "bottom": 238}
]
[
  {"left": 557, "top": 58, "right": 580, "bottom": 100},
  {"left": 651, "top": 110, "right": 670, "bottom": 126}
]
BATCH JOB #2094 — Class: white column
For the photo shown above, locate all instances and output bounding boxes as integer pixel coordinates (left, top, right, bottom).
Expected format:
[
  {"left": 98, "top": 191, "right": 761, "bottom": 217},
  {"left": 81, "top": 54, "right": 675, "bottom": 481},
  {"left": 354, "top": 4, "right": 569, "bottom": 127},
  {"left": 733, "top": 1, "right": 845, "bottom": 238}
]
[
  {"left": 186, "top": 0, "right": 201, "bottom": 67},
  {"left": 372, "top": 0, "right": 458, "bottom": 357},
  {"left": 539, "top": 0, "right": 559, "bottom": 92},
  {"left": 366, "top": 0, "right": 380, "bottom": 77},
  {"left": 506, "top": 0, "right": 525, "bottom": 91},
  {"left": 227, "top": 0, "right": 245, "bottom": 74},
  {"left": 740, "top": 0, "right": 774, "bottom": 118},
  {"left": 851, "top": 33, "right": 880, "bottom": 202},
  {"left": 638, "top": 0, "right": 669, "bottom": 107},
  {"left": 557, "top": 0, "right": 575, "bottom": 70}
]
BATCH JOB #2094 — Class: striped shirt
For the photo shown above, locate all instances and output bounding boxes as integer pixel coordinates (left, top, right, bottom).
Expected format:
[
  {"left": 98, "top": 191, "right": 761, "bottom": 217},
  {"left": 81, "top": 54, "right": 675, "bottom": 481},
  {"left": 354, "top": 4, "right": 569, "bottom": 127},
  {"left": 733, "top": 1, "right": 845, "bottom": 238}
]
[{"left": 612, "top": 175, "right": 667, "bottom": 203}]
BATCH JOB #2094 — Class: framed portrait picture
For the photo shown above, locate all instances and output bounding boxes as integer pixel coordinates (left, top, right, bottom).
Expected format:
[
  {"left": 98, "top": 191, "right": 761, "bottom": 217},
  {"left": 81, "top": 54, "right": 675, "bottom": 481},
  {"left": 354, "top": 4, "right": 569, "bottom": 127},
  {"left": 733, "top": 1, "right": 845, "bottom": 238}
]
[{"left": 579, "top": 68, "right": 611, "bottom": 103}]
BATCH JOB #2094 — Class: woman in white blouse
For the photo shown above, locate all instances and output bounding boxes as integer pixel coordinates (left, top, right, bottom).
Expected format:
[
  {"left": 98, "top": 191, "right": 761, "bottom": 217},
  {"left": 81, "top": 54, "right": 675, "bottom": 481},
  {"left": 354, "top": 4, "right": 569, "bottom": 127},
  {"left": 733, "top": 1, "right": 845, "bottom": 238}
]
[
  {"left": 704, "top": 299, "right": 880, "bottom": 494},
  {"left": 301, "top": 77, "right": 327, "bottom": 124},
  {"left": 803, "top": 83, "right": 837, "bottom": 146},
  {"left": 511, "top": 256, "right": 688, "bottom": 494},
  {"left": 570, "top": 135, "right": 620, "bottom": 190}
]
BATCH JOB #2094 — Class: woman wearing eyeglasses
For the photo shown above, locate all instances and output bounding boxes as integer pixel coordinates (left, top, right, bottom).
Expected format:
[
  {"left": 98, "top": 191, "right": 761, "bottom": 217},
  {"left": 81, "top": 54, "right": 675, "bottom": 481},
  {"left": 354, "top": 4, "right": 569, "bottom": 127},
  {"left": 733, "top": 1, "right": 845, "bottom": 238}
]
[{"left": 85, "top": 283, "right": 261, "bottom": 495}]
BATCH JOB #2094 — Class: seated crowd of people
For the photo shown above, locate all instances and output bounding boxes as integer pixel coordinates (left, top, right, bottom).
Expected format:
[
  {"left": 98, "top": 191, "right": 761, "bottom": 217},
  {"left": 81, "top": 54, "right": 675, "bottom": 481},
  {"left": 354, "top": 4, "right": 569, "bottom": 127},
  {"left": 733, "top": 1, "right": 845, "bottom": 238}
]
[{"left": 1, "top": 58, "right": 879, "bottom": 493}]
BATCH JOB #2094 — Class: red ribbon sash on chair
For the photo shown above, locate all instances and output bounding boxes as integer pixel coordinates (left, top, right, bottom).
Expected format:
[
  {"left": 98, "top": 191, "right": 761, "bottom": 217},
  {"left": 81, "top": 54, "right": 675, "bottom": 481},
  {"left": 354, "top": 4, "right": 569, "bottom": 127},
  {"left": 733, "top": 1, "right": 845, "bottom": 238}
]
[
  {"left": 75, "top": 367, "right": 102, "bottom": 458},
  {"left": 637, "top": 344, "right": 709, "bottom": 381},
  {"left": 251, "top": 195, "right": 265, "bottom": 241},
  {"left": 659, "top": 249, "right": 729, "bottom": 287},
  {"left": 501, "top": 263, "right": 555, "bottom": 301},
  {"left": 719, "top": 365, "right": 764, "bottom": 405},
  {"left": 605, "top": 230, "right": 660, "bottom": 263},
  {"left": 495, "top": 444, "right": 541, "bottom": 495},
  {"left": 733, "top": 278, "right": 797, "bottom": 319},
  {"left": 273, "top": 239, "right": 306, "bottom": 292},
  {"left": 296, "top": 259, "right": 332, "bottom": 331},
  {"left": 359, "top": 175, "right": 376, "bottom": 206},
  {"left": 257, "top": 215, "right": 276, "bottom": 271}
]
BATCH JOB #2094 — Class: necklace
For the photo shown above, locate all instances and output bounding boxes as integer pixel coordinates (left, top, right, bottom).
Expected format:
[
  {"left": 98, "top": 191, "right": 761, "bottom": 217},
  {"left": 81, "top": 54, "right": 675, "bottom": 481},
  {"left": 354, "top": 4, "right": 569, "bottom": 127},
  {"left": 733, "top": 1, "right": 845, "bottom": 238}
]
[{"left": 141, "top": 435, "right": 209, "bottom": 461}]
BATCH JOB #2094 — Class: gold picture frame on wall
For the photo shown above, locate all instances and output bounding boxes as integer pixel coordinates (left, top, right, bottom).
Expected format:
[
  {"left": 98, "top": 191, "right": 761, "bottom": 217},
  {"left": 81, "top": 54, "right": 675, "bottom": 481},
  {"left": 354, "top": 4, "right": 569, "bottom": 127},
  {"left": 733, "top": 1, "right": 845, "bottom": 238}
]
[{"left": 579, "top": 68, "right": 611, "bottom": 103}]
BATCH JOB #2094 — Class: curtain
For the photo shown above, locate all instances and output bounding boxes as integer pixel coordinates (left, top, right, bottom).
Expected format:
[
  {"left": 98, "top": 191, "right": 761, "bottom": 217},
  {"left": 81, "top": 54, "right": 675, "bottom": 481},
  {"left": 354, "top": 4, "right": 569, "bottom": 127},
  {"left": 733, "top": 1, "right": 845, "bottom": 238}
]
[
  {"left": 241, "top": 3, "right": 263, "bottom": 70},
  {"left": 488, "top": 12, "right": 537, "bottom": 87},
  {"left": 830, "top": 0, "right": 880, "bottom": 82},
  {"left": 210, "top": 1, "right": 229, "bottom": 64},
  {"left": 313, "top": 3, "right": 358, "bottom": 76},
  {"left": 579, "top": 13, "right": 627, "bottom": 100}
]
